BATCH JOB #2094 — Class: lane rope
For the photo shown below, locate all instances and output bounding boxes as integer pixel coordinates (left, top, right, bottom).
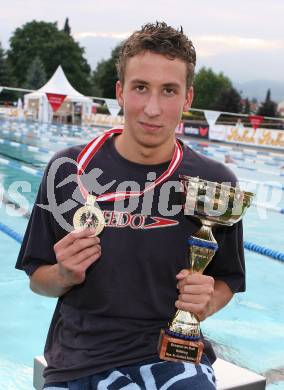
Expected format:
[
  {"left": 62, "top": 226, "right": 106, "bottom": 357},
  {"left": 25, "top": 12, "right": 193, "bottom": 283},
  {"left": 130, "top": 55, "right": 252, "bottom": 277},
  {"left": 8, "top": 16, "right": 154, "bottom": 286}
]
[{"left": 244, "top": 241, "right": 284, "bottom": 262}]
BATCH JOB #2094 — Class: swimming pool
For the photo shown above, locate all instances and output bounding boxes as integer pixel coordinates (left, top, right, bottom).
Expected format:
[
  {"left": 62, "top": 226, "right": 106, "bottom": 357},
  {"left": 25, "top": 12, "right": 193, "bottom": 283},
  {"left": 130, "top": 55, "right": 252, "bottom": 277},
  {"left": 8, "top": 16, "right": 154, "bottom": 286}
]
[{"left": 1, "top": 119, "right": 284, "bottom": 389}]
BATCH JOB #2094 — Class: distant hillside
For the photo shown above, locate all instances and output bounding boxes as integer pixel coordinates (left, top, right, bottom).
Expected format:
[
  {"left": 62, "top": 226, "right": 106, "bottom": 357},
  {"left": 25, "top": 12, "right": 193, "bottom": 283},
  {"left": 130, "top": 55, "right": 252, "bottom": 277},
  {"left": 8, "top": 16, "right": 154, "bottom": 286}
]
[{"left": 235, "top": 80, "right": 284, "bottom": 103}]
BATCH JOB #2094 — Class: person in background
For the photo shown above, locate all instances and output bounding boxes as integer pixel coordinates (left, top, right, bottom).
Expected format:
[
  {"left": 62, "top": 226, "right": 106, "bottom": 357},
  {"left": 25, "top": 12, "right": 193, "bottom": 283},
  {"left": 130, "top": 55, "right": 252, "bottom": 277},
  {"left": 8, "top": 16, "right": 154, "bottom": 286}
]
[{"left": 224, "top": 154, "right": 236, "bottom": 164}]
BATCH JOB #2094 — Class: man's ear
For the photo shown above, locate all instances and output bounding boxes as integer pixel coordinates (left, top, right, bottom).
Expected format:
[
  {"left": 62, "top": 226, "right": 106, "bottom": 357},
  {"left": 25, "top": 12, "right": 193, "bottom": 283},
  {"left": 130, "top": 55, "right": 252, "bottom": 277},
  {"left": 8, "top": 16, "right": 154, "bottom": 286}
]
[
  {"left": 116, "top": 80, "right": 124, "bottom": 108},
  {"left": 183, "top": 86, "right": 194, "bottom": 112}
]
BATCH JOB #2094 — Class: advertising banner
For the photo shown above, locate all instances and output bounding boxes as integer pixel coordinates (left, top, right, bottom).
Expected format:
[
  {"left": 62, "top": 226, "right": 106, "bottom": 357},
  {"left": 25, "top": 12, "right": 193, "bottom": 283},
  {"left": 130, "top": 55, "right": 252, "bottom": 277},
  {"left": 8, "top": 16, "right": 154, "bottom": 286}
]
[
  {"left": 248, "top": 115, "right": 264, "bottom": 130},
  {"left": 225, "top": 125, "right": 284, "bottom": 149},
  {"left": 175, "top": 121, "right": 184, "bottom": 135},
  {"left": 93, "top": 114, "right": 124, "bottom": 127},
  {"left": 46, "top": 93, "right": 66, "bottom": 112},
  {"left": 184, "top": 124, "right": 209, "bottom": 138},
  {"left": 208, "top": 124, "right": 226, "bottom": 141}
]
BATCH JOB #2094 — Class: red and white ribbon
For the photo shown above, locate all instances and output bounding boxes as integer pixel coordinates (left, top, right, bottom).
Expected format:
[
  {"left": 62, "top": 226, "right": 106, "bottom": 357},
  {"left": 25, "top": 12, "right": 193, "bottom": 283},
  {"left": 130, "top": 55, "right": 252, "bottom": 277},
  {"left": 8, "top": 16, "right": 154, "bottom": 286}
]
[{"left": 77, "top": 128, "right": 183, "bottom": 202}]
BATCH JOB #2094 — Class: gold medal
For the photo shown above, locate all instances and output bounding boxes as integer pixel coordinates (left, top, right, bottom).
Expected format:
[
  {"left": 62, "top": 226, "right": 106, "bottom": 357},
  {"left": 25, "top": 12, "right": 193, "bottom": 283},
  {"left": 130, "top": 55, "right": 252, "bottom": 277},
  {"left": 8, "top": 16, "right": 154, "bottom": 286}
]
[{"left": 73, "top": 195, "right": 105, "bottom": 236}]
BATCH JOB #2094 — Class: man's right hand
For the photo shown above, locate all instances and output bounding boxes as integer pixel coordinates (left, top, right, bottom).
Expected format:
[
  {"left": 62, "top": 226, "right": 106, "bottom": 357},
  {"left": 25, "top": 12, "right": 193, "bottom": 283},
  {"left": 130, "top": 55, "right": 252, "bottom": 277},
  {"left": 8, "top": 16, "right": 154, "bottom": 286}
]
[
  {"left": 54, "top": 227, "right": 101, "bottom": 288},
  {"left": 29, "top": 227, "right": 101, "bottom": 297}
]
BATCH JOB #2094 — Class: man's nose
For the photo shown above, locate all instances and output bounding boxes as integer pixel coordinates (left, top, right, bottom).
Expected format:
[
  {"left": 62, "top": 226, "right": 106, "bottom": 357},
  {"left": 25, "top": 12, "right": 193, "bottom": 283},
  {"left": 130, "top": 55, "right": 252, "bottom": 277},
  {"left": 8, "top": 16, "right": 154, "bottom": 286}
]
[{"left": 143, "top": 93, "right": 162, "bottom": 117}]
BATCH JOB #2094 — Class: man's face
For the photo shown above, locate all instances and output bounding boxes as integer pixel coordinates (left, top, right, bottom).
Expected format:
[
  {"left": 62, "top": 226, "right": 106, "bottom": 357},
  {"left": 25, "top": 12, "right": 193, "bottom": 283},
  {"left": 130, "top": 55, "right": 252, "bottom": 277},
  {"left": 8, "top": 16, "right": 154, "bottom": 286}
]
[{"left": 116, "top": 51, "right": 193, "bottom": 150}]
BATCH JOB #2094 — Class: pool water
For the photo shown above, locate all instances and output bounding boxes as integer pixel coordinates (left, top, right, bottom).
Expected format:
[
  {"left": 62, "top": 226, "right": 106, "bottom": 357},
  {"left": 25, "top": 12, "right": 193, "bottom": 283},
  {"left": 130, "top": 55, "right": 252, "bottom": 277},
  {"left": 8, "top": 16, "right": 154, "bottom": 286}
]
[{"left": 1, "top": 120, "right": 284, "bottom": 389}]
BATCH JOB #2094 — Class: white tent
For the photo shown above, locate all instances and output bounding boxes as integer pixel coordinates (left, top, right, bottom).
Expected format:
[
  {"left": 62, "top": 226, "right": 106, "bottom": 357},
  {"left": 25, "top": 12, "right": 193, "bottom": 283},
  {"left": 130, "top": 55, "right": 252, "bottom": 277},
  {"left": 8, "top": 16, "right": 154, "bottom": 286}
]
[
  {"left": 278, "top": 100, "right": 284, "bottom": 116},
  {"left": 24, "top": 65, "right": 92, "bottom": 123}
]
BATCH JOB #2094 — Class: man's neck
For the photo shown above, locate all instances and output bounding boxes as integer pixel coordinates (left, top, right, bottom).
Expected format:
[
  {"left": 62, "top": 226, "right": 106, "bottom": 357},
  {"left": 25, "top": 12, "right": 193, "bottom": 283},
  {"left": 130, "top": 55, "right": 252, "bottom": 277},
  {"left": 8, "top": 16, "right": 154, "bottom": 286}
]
[{"left": 114, "top": 132, "right": 176, "bottom": 165}]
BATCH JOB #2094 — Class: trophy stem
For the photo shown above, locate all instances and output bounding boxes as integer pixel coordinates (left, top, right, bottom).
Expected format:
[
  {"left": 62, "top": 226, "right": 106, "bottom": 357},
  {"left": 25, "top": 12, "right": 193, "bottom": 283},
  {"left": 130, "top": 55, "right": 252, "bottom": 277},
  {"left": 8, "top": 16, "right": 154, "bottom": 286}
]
[
  {"left": 158, "top": 222, "right": 219, "bottom": 364},
  {"left": 168, "top": 309, "right": 200, "bottom": 338},
  {"left": 188, "top": 222, "right": 218, "bottom": 273},
  {"left": 194, "top": 221, "right": 215, "bottom": 242},
  {"left": 167, "top": 224, "right": 218, "bottom": 340}
]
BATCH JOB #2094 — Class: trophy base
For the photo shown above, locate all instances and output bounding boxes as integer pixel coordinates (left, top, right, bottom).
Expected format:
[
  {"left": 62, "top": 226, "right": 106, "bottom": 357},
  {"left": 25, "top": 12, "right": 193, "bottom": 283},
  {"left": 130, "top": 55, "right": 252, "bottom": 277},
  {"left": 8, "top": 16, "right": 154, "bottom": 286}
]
[{"left": 158, "top": 329, "right": 203, "bottom": 364}]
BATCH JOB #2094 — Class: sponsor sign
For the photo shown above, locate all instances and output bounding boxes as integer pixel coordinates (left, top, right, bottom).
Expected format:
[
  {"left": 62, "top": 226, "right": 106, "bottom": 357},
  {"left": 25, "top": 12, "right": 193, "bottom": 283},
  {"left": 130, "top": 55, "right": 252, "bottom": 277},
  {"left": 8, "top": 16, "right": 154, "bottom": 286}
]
[
  {"left": 209, "top": 124, "right": 226, "bottom": 141},
  {"left": 94, "top": 114, "right": 124, "bottom": 127},
  {"left": 175, "top": 122, "right": 184, "bottom": 135},
  {"left": 46, "top": 93, "right": 66, "bottom": 112},
  {"left": 249, "top": 115, "right": 264, "bottom": 130},
  {"left": 225, "top": 125, "right": 284, "bottom": 149},
  {"left": 184, "top": 124, "right": 209, "bottom": 139}
]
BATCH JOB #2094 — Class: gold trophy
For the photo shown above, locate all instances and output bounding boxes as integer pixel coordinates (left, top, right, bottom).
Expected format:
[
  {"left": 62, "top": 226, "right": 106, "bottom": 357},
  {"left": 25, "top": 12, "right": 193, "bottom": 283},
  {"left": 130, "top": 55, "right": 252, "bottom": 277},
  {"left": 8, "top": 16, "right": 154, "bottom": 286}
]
[{"left": 158, "top": 175, "right": 254, "bottom": 364}]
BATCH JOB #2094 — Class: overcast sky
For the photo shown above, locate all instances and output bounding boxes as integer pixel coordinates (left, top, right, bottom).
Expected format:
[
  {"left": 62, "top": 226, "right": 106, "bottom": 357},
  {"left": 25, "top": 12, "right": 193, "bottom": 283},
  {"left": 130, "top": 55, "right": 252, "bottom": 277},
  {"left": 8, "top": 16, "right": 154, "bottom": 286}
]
[{"left": 1, "top": 0, "right": 284, "bottom": 83}]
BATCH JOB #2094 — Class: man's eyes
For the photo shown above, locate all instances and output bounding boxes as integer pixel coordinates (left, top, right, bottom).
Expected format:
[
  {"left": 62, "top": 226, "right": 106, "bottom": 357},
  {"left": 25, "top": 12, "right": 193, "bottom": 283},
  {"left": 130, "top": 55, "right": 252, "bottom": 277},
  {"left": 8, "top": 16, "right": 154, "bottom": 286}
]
[
  {"left": 134, "top": 86, "right": 176, "bottom": 95},
  {"left": 164, "top": 88, "right": 175, "bottom": 95},
  {"left": 135, "top": 85, "right": 146, "bottom": 92}
]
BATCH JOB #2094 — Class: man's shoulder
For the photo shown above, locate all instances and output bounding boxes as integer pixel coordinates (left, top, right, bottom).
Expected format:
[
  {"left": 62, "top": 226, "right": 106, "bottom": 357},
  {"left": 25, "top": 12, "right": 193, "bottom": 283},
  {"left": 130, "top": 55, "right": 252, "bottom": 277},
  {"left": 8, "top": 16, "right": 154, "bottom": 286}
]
[
  {"left": 42, "top": 144, "right": 87, "bottom": 181},
  {"left": 49, "top": 144, "right": 86, "bottom": 163},
  {"left": 182, "top": 144, "right": 238, "bottom": 185}
]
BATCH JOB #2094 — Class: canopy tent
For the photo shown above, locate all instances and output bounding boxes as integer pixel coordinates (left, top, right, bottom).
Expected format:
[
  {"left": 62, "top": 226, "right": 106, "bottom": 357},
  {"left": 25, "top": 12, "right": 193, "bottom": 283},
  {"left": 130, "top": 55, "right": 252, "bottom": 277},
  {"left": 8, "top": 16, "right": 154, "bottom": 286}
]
[
  {"left": 277, "top": 100, "right": 284, "bottom": 116},
  {"left": 24, "top": 66, "right": 92, "bottom": 123}
]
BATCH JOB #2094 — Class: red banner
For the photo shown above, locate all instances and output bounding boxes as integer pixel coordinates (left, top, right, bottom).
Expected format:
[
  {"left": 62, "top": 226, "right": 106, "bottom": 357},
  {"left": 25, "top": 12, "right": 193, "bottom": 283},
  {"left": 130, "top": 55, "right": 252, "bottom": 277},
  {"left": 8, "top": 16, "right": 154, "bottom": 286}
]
[
  {"left": 199, "top": 127, "right": 208, "bottom": 137},
  {"left": 249, "top": 115, "right": 264, "bottom": 130},
  {"left": 46, "top": 93, "right": 67, "bottom": 112}
]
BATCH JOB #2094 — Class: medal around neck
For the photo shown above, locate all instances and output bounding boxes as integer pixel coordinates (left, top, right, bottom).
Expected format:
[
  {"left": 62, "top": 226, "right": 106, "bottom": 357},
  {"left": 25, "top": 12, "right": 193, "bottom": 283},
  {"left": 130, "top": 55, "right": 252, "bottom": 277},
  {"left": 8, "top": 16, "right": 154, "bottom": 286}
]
[
  {"left": 73, "top": 195, "right": 105, "bottom": 236},
  {"left": 158, "top": 175, "right": 254, "bottom": 364},
  {"left": 74, "top": 129, "right": 183, "bottom": 237}
]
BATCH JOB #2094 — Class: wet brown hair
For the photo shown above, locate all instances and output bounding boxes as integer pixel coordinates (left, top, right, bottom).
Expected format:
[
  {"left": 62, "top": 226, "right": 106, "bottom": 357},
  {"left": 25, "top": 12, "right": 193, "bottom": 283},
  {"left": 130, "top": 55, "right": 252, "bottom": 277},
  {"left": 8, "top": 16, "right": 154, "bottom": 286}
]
[{"left": 116, "top": 21, "right": 196, "bottom": 89}]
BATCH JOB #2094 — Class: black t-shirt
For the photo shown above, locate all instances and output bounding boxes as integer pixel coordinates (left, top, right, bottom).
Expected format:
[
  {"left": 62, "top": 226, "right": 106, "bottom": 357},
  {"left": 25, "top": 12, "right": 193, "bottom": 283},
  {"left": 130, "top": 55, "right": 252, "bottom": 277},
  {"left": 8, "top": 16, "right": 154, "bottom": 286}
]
[{"left": 16, "top": 136, "right": 245, "bottom": 384}]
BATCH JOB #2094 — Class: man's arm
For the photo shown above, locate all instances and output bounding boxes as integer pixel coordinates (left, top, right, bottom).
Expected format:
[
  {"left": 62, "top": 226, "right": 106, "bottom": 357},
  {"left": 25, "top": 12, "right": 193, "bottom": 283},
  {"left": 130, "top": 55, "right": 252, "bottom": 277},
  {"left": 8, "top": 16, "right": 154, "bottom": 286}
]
[
  {"left": 30, "top": 264, "right": 74, "bottom": 298},
  {"left": 175, "top": 270, "right": 233, "bottom": 321},
  {"left": 29, "top": 227, "right": 101, "bottom": 298}
]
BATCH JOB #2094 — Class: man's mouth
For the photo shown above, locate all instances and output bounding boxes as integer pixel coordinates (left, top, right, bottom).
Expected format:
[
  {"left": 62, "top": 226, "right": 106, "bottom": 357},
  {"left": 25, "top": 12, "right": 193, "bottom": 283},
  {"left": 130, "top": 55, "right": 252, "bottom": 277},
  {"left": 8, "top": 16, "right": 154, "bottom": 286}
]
[{"left": 139, "top": 121, "right": 163, "bottom": 131}]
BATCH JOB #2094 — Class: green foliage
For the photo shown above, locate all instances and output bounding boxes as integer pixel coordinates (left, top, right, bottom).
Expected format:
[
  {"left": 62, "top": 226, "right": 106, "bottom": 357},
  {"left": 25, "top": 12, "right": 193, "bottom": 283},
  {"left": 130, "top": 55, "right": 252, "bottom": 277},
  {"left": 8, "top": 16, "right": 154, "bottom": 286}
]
[
  {"left": 0, "top": 42, "right": 14, "bottom": 86},
  {"left": 257, "top": 89, "right": 277, "bottom": 117},
  {"left": 7, "top": 20, "right": 92, "bottom": 94},
  {"left": 193, "top": 67, "right": 234, "bottom": 110},
  {"left": 63, "top": 18, "right": 71, "bottom": 35},
  {"left": 92, "top": 45, "right": 120, "bottom": 98},
  {"left": 243, "top": 98, "right": 251, "bottom": 114},
  {"left": 213, "top": 87, "right": 242, "bottom": 113},
  {"left": 0, "top": 41, "right": 17, "bottom": 101},
  {"left": 265, "top": 89, "right": 271, "bottom": 102},
  {"left": 24, "top": 56, "right": 47, "bottom": 89}
]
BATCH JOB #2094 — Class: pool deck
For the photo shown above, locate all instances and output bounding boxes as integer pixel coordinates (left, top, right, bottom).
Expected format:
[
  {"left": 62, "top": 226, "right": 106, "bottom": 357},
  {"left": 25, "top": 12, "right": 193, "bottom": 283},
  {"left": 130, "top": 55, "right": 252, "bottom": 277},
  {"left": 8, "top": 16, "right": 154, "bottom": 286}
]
[{"left": 33, "top": 355, "right": 266, "bottom": 390}]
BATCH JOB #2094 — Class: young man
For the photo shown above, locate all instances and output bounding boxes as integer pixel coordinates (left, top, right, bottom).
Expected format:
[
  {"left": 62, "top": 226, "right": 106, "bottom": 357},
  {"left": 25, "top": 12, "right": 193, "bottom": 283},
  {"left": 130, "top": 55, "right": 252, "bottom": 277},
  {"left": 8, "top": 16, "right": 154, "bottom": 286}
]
[{"left": 16, "top": 22, "right": 245, "bottom": 389}]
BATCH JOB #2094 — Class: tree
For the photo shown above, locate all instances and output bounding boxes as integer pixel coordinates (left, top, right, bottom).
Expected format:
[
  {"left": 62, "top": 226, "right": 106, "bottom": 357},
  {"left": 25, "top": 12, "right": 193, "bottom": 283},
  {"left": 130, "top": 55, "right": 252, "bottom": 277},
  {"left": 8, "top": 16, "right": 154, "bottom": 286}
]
[
  {"left": 63, "top": 18, "right": 71, "bottom": 35},
  {"left": 213, "top": 87, "right": 242, "bottom": 113},
  {"left": 243, "top": 98, "right": 251, "bottom": 114},
  {"left": 257, "top": 89, "right": 277, "bottom": 117},
  {"left": 92, "top": 45, "right": 120, "bottom": 98},
  {"left": 193, "top": 67, "right": 232, "bottom": 110},
  {"left": 7, "top": 20, "right": 92, "bottom": 95},
  {"left": 0, "top": 42, "right": 14, "bottom": 86},
  {"left": 24, "top": 56, "right": 47, "bottom": 89},
  {"left": 0, "top": 41, "right": 17, "bottom": 102}
]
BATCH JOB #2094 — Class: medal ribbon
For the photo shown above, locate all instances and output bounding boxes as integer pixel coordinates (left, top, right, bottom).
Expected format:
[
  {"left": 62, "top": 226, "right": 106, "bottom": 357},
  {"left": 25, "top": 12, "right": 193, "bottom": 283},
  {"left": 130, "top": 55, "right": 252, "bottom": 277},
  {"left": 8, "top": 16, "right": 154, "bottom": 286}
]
[{"left": 77, "top": 128, "right": 183, "bottom": 203}]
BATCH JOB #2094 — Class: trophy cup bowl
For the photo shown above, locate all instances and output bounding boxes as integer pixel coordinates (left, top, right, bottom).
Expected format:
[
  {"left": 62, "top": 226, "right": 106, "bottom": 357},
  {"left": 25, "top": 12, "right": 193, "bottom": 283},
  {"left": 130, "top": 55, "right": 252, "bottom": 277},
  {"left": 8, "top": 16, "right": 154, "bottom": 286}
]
[{"left": 158, "top": 175, "right": 254, "bottom": 364}]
